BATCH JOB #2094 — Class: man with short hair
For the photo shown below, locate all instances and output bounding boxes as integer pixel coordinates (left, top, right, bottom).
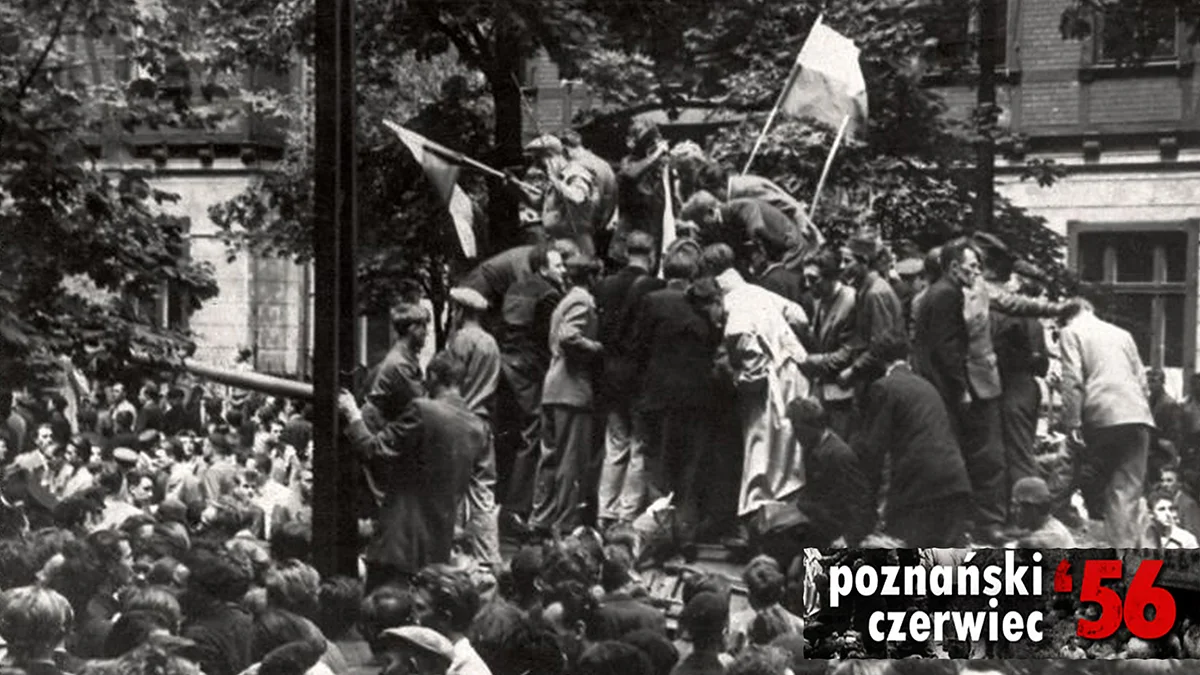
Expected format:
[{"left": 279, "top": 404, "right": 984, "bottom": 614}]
[
  {"left": 671, "top": 591, "right": 732, "bottom": 675},
  {"left": 364, "top": 301, "right": 430, "bottom": 424},
  {"left": 595, "top": 231, "right": 662, "bottom": 526},
  {"left": 1148, "top": 368, "right": 1182, "bottom": 475},
  {"left": 1145, "top": 489, "right": 1199, "bottom": 549},
  {"left": 411, "top": 564, "right": 493, "bottom": 675},
  {"left": 1058, "top": 298, "right": 1156, "bottom": 547},
  {"left": 498, "top": 243, "right": 567, "bottom": 526},
  {"left": 339, "top": 351, "right": 488, "bottom": 589},
  {"left": 628, "top": 245, "right": 725, "bottom": 547},
  {"left": 530, "top": 255, "right": 605, "bottom": 535},
  {"left": 1155, "top": 466, "right": 1200, "bottom": 536},
  {"left": 797, "top": 248, "right": 858, "bottom": 442},
  {"left": 914, "top": 238, "right": 1007, "bottom": 544},
  {"left": 857, "top": 330, "right": 972, "bottom": 546},
  {"left": 135, "top": 383, "right": 165, "bottom": 433},
  {"left": 786, "top": 397, "right": 869, "bottom": 547},
  {"left": 162, "top": 387, "right": 190, "bottom": 436},
  {"left": 1010, "top": 476, "right": 1075, "bottom": 548}
]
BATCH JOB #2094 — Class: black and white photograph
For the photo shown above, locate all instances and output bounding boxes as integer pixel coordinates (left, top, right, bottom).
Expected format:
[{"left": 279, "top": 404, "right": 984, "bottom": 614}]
[{"left": 4, "top": 0, "right": 1200, "bottom": 673}]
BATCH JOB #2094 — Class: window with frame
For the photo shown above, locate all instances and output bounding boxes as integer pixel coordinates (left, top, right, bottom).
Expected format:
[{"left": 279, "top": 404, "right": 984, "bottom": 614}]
[
  {"left": 1074, "top": 227, "right": 1194, "bottom": 370},
  {"left": 1095, "top": 4, "right": 1179, "bottom": 64},
  {"left": 925, "top": 0, "right": 1008, "bottom": 71}
]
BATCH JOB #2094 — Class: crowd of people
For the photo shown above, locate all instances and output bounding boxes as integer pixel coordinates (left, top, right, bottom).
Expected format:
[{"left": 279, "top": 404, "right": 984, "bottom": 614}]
[
  {"left": 3, "top": 119, "right": 1199, "bottom": 675},
  {"left": 341, "top": 117, "right": 1191, "bottom": 585}
]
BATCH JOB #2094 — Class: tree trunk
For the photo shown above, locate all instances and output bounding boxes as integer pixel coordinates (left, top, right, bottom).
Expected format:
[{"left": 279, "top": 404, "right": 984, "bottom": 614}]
[
  {"left": 486, "top": 24, "right": 524, "bottom": 254},
  {"left": 975, "top": 0, "right": 998, "bottom": 232}
]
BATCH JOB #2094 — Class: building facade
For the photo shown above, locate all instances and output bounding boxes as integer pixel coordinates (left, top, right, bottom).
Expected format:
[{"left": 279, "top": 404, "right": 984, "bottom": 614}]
[
  {"left": 74, "top": 37, "right": 312, "bottom": 379},
  {"left": 931, "top": 0, "right": 1200, "bottom": 390}
]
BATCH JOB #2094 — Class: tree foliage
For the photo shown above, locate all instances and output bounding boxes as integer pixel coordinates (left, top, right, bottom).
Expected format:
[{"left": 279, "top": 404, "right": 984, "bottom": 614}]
[
  {"left": 577, "top": 0, "right": 1073, "bottom": 293},
  {"left": 0, "top": 0, "right": 249, "bottom": 385}
]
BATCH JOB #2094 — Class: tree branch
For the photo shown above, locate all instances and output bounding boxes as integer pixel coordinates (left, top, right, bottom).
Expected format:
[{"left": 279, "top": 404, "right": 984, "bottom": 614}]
[
  {"left": 17, "top": 0, "right": 75, "bottom": 100},
  {"left": 415, "top": 3, "right": 485, "bottom": 71}
]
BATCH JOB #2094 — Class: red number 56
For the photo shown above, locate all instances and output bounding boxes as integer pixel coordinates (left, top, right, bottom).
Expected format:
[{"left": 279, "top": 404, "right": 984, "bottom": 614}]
[{"left": 1077, "top": 559, "right": 1177, "bottom": 640}]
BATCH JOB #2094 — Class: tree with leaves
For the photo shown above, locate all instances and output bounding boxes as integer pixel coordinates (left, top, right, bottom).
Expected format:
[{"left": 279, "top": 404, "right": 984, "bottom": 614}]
[
  {"left": 0, "top": 0, "right": 247, "bottom": 386},
  {"left": 576, "top": 0, "right": 1074, "bottom": 292}
]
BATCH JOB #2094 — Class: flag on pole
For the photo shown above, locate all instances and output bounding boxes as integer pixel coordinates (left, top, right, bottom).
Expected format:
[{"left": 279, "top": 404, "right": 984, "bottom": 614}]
[
  {"left": 660, "top": 166, "right": 676, "bottom": 266},
  {"left": 384, "top": 121, "right": 478, "bottom": 258},
  {"left": 780, "top": 16, "right": 868, "bottom": 137}
]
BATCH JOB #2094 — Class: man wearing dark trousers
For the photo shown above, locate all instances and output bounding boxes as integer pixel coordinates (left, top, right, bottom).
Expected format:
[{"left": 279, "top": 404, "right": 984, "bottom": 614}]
[
  {"left": 496, "top": 243, "right": 566, "bottom": 530},
  {"left": 913, "top": 238, "right": 1006, "bottom": 544},
  {"left": 530, "top": 255, "right": 605, "bottom": 536},
  {"left": 594, "top": 231, "right": 662, "bottom": 527},
  {"left": 857, "top": 330, "right": 972, "bottom": 546},
  {"left": 339, "top": 352, "right": 487, "bottom": 591}
]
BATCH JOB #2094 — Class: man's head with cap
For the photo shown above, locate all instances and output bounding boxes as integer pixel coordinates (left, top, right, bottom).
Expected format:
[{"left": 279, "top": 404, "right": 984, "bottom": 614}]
[
  {"left": 448, "top": 287, "right": 488, "bottom": 325},
  {"left": 841, "top": 228, "right": 882, "bottom": 286},
  {"left": 379, "top": 626, "right": 454, "bottom": 675},
  {"left": 526, "top": 134, "right": 566, "bottom": 173}
]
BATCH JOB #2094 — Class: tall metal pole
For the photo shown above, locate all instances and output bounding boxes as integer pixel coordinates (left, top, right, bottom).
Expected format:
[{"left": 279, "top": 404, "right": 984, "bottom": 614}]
[
  {"left": 975, "top": 0, "right": 998, "bottom": 232},
  {"left": 313, "top": 0, "right": 359, "bottom": 577}
]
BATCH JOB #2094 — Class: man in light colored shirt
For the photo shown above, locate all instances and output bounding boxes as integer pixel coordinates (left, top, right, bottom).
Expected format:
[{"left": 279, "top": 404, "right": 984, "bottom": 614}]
[{"left": 1058, "top": 298, "right": 1156, "bottom": 547}]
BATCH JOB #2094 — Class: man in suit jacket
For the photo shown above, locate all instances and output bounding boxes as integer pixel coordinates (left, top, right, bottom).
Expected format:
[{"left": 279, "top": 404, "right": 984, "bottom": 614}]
[
  {"left": 339, "top": 351, "right": 487, "bottom": 590},
  {"left": 1059, "top": 299, "right": 1156, "bottom": 547},
  {"left": 798, "top": 248, "right": 858, "bottom": 442},
  {"left": 834, "top": 231, "right": 905, "bottom": 393},
  {"left": 913, "top": 238, "right": 1008, "bottom": 543},
  {"left": 856, "top": 330, "right": 972, "bottom": 547},
  {"left": 594, "top": 232, "right": 663, "bottom": 526},
  {"left": 628, "top": 246, "right": 724, "bottom": 546},
  {"left": 365, "top": 302, "right": 430, "bottom": 421},
  {"left": 497, "top": 243, "right": 566, "bottom": 523},
  {"left": 530, "top": 255, "right": 605, "bottom": 535},
  {"left": 786, "top": 397, "right": 869, "bottom": 546}
]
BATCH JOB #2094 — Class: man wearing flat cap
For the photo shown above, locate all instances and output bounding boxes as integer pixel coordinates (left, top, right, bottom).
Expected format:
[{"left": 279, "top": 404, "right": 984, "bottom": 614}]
[
  {"left": 378, "top": 626, "right": 455, "bottom": 675},
  {"left": 446, "top": 286, "right": 501, "bottom": 565},
  {"left": 366, "top": 300, "right": 431, "bottom": 422},
  {"left": 525, "top": 134, "right": 599, "bottom": 256},
  {"left": 530, "top": 254, "right": 605, "bottom": 535},
  {"left": 835, "top": 229, "right": 905, "bottom": 395}
]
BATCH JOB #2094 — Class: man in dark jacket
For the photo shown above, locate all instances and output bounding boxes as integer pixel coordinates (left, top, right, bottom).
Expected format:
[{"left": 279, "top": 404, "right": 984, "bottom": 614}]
[
  {"left": 594, "top": 231, "right": 662, "bottom": 526},
  {"left": 786, "top": 397, "right": 869, "bottom": 546},
  {"left": 496, "top": 243, "right": 566, "bottom": 524},
  {"left": 912, "top": 239, "right": 1005, "bottom": 543},
  {"left": 856, "top": 330, "right": 972, "bottom": 546},
  {"left": 161, "top": 387, "right": 191, "bottom": 436},
  {"left": 180, "top": 547, "right": 255, "bottom": 675},
  {"left": 834, "top": 230, "right": 905, "bottom": 394},
  {"left": 340, "top": 351, "right": 487, "bottom": 590},
  {"left": 798, "top": 247, "right": 858, "bottom": 441},
  {"left": 364, "top": 301, "right": 430, "bottom": 421},
  {"left": 628, "top": 245, "right": 723, "bottom": 545}
]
